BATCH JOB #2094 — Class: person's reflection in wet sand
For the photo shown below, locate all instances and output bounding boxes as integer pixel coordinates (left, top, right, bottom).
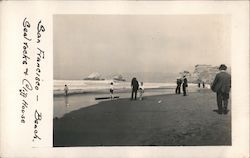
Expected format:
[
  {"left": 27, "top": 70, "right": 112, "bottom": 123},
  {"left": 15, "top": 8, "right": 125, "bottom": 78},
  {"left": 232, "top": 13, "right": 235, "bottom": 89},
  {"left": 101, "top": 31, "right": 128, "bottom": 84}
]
[
  {"left": 65, "top": 96, "right": 70, "bottom": 107},
  {"left": 64, "top": 96, "right": 70, "bottom": 115}
]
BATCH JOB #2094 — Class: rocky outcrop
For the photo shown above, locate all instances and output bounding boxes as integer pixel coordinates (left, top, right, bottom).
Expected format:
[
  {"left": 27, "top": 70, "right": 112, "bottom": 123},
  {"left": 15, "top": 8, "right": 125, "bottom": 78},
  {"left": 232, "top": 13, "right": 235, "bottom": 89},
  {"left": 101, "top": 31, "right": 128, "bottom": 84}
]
[
  {"left": 113, "top": 74, "right": 126, "bottom": 81},
  {"left": 179, "top": 65, "right": 231, "bottom": 84},
  {"left": 192, "top": 65, "right": 219, "bottom": 84},
  {"left": 84, "top": 72, "right": 105, "bottom": 80}
]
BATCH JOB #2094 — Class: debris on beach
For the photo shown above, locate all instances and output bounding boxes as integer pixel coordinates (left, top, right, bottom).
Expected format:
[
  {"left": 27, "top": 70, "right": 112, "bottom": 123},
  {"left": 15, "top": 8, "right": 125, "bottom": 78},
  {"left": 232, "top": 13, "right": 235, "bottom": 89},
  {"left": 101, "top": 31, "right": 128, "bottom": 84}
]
[
  {"left": 158, "top": 100, "right": 162, "bottom": 103},
  {"left": 95, "top": 96, "right": 120, "bottom": 100}
]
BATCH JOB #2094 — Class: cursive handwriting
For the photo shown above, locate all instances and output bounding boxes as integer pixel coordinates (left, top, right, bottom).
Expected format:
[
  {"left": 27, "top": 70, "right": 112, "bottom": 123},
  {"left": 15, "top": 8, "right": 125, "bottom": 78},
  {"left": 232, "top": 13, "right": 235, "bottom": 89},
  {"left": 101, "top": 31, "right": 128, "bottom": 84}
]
[
  {"left": 20, "top": 18, "right": 46, "bottom": 143},
  {"left": 35, "top": 48, "right": 45, "bottom": 90},
  {"left": 32, "top": 20, "right": 46, "bottom": 142},
  {"left": 21, "top": 100, "right": 28, "bottom": 123},
  {"left": 19, "top": 79, "right": 33, "bottom": 98},
  {"left": 23, "top": 18, "right": 31, "bottom": 41},
  {"left": 33, "top": 110, "right": 42, "bottom": 141},
  {"left": 20, "top": 18, "right": 32, "bottom": 124},
  {"left": 22, "top": 42, "right": 30, "bottom": 65},
  {"left": 37, "top": 20, "right": 45, "bottom": 43},
  {"left": 19, "top": 79, "right": 33, "bottom": 123},
  {"left": 22, "top": 18, "right": 32, "bottom": 65}
]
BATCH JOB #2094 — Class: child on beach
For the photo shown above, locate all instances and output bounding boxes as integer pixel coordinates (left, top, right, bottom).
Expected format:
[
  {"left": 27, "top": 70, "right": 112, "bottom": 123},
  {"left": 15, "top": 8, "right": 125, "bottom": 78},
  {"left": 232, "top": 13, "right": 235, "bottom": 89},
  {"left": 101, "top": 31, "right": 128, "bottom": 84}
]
[
  {"left": 139, "top": 82, "right": 144, "bottom": 100},
  {"left": 110, "top": 82, "right": 114, "bottom": 100},
  {"left": 64, "top": 85, "right": 69, "bottom": 96}
]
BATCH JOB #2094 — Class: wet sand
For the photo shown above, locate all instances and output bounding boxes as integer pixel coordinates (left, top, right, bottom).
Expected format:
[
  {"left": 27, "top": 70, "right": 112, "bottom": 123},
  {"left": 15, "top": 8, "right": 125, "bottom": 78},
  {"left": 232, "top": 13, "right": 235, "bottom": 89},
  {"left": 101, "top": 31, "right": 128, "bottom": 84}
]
[
  {"left": 53, "top": 89, "right": 231, "bottom": 146},
  {"left": 53, "top": 88, "right": 178, "bottom": 118}
]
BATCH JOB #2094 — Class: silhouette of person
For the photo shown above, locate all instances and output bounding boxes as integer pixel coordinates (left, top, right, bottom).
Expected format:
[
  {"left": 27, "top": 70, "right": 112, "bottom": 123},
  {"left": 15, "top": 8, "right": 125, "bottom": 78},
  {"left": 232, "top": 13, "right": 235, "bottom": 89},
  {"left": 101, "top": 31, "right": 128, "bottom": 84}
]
[
  {"left": 211, "top": 64, "right": 231, "bottom": 114},
  {"left": 131, "top": 77, "right": 139, "bottom": 100},
  {"left": 175, "top": 78, "right": 182, "bottom": 94},
  {"left": 139, "top": 82, "right": 144, "bottom": 100},
  {"left": 110, "top": 82, "right": 114, "bottom": 100},
  {"left": 182, "top": 76, "right": 188, "bottom": 96},
  {"left": 202, "top": 81, "right": 205, "bottom": 88},
  {"left": 64, "top": 85, "right": 69, "bottom": 96}
]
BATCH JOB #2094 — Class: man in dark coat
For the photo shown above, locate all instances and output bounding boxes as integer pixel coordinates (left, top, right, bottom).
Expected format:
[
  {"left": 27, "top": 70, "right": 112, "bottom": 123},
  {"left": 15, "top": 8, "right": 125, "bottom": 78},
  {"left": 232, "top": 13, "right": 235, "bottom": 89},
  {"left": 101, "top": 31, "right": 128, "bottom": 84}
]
[
  {"left": 175, "top": 78, "right": 182, "bottom": 94},
  {"left": 211, "top": 64, "right": 231, "bottom": 114},
  {"left": 182, "top": 76, "right": 188, "bottom": 96},
  {"left": 131, "top": 77, "right": 139, "bottom": 100},
  {"left": 202, "top": 81, "right": 205, "bottom": 88}
]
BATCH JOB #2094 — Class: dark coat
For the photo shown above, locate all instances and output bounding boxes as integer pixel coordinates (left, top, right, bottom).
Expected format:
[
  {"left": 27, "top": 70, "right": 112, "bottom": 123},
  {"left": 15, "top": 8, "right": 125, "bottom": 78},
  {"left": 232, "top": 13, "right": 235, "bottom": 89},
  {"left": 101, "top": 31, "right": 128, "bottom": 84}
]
[
  {"left": 177, "top": 79, "right": 182, "bottom": 86},
  {"left": 182, "top": 78, "right": 188, "bottom": 87},
  {"left": 131, "top": 78, "right": 139, "bottom": 90},
  {"left": 211, "top": 71, "right": 231, "bottom": 93}
]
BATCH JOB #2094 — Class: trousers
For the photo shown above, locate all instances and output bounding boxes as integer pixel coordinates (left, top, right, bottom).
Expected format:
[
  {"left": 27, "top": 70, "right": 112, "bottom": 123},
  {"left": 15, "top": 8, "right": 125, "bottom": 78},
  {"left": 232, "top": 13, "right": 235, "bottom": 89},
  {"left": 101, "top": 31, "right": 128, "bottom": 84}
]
[
  {"left": 216, "top": 92, "right": 229, "bottom": 111},
  {"left": 182, "top": 85, "right": 187, "bottom": 96},
  {"left": 131, "top": 89, "right": 138, "bottom": 100},
  {"left": 176, "top": 85, "right": 181, "bottom": 94}
]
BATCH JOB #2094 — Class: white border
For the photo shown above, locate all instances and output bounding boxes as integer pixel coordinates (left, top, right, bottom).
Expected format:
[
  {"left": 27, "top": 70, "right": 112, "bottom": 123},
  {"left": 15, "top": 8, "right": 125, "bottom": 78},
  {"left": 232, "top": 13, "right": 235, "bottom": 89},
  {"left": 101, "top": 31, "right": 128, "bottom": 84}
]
[{"left": 0, "top": 1, "right": 249, "bottom": 158}]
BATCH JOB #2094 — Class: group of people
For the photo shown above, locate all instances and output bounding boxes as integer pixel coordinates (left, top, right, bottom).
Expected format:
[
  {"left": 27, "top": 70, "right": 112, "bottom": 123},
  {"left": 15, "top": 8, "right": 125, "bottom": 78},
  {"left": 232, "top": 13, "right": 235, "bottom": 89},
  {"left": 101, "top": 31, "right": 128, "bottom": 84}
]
[
  {"left": 130, "top": 77, "right": 144, "bottom": 100},
  {"left": 175, "top": 64, "right": 231, "bottom": 115},
  {"left": 110, "top": 77, "right": 144, "bottom": 101},
  {"left": 64, "top": 64, "right": 231, "bottom": 115},
  {"left": 198, "top": 81, "right": 206, "bottom": 88},
  {"left": 175, "top": 75, "right": 188, "bottom": 96}
]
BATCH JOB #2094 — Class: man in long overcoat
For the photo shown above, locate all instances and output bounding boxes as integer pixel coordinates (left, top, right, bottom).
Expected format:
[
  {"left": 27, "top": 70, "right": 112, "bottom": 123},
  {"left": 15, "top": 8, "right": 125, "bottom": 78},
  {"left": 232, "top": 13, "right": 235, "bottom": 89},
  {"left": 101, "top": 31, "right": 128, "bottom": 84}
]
[
  {"left": 182, "top": 76, "right": 188, "bottom": 96},
  {"left": 131, "top": 77, "right": 139, "bottom": 100},
  {"left": 211, "top": 64, "right": 231, "bottom": 114}
]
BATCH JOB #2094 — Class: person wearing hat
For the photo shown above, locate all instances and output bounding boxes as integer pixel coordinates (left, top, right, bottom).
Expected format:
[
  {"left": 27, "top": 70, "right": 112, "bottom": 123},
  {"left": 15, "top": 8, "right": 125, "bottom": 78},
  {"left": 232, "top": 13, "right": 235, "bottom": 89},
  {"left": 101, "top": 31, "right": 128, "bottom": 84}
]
[
  {"left": 175, "top": 78, "right": 182, "bottom": 94},
  {"left": 182, "top": 75, "right": 188, "bottom": 96},
  {"left": 131, "top": 77, "right": 139, "bottom": 100},
  {"left": 64, "top": 84, "right": 69, "bottom": 96},
  {"left": 211, "top": 64, "right": 231, "bottom": 114},
  {"left": 110, "top": 82, "right": 114, "bottom": 100}
]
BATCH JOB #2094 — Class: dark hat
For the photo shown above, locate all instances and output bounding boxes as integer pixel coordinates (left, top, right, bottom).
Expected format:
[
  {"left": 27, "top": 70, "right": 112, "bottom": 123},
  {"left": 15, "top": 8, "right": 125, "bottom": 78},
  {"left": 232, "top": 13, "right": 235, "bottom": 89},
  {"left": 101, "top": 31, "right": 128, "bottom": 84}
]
[{"left": 219, "top": 64, "right": 227, "bottom": 70}]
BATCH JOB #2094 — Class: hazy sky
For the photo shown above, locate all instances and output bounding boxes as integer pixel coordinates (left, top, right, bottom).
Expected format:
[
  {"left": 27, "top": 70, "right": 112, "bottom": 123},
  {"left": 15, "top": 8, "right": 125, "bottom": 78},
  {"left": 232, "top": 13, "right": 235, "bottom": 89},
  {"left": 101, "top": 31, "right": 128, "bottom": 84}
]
[{"left": 54, "top": 15, "right": 231, "bottom": 80}]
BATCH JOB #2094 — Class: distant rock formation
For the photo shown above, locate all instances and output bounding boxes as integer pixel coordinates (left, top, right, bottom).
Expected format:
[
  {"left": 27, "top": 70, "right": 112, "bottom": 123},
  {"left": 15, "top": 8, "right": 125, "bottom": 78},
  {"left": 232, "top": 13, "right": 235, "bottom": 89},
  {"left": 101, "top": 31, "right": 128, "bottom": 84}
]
[
  {"left": 179, "top": 64, "right": 230, "bottom": 84},
  {"left": 113, "top": 74, "right": 126, "bottom": 81},
  {"left": 84, "top": 72, "right": 105, "bottom": 80},
  {"left": 191, "top": 64, "right": 220, "bottom": 84}
]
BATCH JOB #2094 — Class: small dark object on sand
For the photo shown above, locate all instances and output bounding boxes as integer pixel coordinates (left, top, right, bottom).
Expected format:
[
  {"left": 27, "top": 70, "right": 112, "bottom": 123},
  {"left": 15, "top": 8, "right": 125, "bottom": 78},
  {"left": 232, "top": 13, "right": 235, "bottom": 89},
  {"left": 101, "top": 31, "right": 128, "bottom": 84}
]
[{"left": 95, "top": 96, "right": 119, "bottom": 100}]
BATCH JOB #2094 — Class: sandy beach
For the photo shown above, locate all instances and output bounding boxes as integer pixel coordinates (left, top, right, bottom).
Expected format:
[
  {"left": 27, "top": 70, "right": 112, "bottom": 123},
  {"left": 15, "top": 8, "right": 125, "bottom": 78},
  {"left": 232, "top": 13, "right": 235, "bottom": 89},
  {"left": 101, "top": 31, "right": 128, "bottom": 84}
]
[{"left": 53, "top": 89, "right": 231, "bottom": 146}]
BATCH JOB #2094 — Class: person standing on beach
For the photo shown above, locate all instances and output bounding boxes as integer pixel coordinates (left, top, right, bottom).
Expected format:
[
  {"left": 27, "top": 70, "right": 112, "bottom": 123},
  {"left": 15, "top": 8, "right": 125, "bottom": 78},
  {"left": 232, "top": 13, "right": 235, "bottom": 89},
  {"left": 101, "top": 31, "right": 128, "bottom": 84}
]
[
  {"left": 64, "top": 85, "right": 69, "bottom": 96},
  {"left": 202, "top": 81, "right": 205, "bottom": 88},
  {"left": 139, "top": 82, "right": 144, "bottom": 100},
  {"left": 175, "top": 78, "right": 182, "bottom": 94},
  {"left": 211, "top": 64, "right": 231, "bottom": 114},
  {"left": 182, "top": 76, "right": 188, "bottom": 96},
  {"left": 110, "top": 82, "right": 114, "bottom": 100},
  {"left": 131, "top": 77, "right": 139, "bottom": 100}
]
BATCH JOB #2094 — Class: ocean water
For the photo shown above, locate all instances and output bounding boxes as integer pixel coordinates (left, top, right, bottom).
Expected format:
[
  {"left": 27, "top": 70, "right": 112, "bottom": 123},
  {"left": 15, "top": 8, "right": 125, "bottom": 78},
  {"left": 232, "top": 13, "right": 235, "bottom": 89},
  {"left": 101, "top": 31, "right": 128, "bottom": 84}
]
[
  {"left": 54, "top": 80, "right": 177, "bottom": 95},
  {"left": 54, "top": 80, "right": 198, "bottom": 118}
]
